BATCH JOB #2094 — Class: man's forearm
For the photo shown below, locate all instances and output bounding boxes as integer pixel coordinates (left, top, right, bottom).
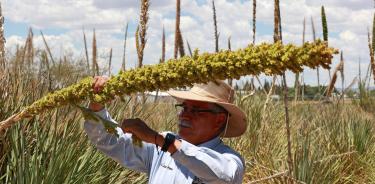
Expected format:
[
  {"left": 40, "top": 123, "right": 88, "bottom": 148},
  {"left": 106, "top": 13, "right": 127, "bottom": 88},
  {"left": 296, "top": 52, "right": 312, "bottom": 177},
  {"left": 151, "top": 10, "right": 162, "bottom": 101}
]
[{"left": 84, "top": 109, "right": 154, "bottom": 173}]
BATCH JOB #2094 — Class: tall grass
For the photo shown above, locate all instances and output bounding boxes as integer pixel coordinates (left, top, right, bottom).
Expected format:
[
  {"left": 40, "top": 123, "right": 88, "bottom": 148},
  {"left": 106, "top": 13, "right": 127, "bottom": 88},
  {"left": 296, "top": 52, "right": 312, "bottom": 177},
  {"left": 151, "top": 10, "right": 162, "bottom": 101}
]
[
  {"left": 1, "top": 26, "right": 375, "bottom": 184},
  {"left": 1, "top": 63, "right": 375, "bottom": 183}
]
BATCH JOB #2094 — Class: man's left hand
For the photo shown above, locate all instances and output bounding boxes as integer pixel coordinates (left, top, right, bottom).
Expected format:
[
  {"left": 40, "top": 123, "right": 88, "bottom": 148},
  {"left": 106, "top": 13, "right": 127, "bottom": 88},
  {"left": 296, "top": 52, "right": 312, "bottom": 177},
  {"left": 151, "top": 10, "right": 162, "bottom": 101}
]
[{"left": 120, "top": 118, "right": 157, "bottom": 144}]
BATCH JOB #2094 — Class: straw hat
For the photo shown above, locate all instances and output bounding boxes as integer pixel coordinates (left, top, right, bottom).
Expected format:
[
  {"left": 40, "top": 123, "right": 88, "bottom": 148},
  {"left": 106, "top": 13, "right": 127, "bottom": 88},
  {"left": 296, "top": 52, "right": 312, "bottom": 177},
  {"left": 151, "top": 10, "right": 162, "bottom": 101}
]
[{"left": 167, "top": 80, "right": 247, "bottom": 137}]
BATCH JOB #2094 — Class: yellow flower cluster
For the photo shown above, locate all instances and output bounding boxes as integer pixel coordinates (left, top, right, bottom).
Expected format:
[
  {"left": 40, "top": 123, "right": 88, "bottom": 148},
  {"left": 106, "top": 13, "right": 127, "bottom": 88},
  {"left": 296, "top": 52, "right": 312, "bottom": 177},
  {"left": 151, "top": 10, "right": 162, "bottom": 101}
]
[{"left": 21, "top": 40, "right": 338, "bottom": 117}]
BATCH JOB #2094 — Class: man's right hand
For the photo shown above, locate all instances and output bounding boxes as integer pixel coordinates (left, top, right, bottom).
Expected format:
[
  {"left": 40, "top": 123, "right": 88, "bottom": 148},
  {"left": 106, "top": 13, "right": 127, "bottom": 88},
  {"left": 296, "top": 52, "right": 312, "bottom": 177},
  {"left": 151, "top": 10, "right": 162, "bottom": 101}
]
[{"left": 89, "top": 76, "right": 110, "bottom": 112}]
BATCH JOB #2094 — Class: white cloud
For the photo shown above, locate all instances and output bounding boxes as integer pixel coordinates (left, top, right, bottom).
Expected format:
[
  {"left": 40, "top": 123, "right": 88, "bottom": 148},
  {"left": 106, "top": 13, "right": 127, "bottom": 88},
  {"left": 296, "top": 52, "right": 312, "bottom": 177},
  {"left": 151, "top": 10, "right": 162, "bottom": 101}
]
[
  {"left": 306, "top": 0, "right": 372, "bottom": 10},
  {"left": 3, "top": 0, "right": 374, "bottom": 87},
  {"left": 3, "top": 0, "right": 135, "bottom": 31},
  {"left": 339, "top": 30, "right": 357, "bottom": 42},
  {"left": 5, "top": 35, "right": 23, "bottom": 52},
  {"left": 92, "top": 0, "right": 174, "bottom": 9}
]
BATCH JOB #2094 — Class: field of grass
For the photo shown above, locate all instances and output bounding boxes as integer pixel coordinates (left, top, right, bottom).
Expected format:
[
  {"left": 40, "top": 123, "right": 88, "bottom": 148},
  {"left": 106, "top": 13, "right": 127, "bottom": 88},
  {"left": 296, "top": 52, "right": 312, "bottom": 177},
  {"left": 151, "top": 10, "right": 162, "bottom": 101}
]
[
  {"left": 1, "top": 1, "right": 375, "bottom": 182},
  {"left": 1, "top": 50, "right": 375, "bottom": 183}
]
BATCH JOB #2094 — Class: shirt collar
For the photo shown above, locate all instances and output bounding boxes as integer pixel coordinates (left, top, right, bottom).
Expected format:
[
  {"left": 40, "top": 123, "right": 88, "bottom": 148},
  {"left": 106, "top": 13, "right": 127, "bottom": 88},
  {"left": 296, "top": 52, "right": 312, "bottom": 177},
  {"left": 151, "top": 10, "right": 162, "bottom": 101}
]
[
  {"left": 175, "top": 134, "right": 222, "bottom": 148},
  {"left": 197, "top": 136, "right": 222, "bottom": 148}
]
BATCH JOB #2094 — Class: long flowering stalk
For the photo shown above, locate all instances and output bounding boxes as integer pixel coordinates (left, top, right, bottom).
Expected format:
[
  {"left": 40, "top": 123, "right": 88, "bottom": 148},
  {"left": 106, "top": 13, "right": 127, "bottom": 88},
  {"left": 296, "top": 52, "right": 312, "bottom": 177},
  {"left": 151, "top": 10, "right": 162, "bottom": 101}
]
[
  {"left": 0, "top": 40, "right": 338, "bottom": 131},
  {"left": 0, "top": 3, "right": 5, "bottom": 70}
]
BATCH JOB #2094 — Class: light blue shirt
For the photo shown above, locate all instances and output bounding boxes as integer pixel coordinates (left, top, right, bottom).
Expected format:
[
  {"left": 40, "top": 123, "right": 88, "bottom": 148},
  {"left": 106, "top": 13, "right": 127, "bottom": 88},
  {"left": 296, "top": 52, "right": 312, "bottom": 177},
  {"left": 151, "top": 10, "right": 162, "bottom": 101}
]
[{"left": 84, "top": 109, "right": 245, "bottom": 184}]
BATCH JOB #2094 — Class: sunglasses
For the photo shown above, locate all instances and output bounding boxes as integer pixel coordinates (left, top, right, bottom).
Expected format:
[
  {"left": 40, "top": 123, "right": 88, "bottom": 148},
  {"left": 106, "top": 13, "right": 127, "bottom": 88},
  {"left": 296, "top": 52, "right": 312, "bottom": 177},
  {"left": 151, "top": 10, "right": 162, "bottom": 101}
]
[{"left": 174, "top": 104, "right": 227, "bottom": 115}]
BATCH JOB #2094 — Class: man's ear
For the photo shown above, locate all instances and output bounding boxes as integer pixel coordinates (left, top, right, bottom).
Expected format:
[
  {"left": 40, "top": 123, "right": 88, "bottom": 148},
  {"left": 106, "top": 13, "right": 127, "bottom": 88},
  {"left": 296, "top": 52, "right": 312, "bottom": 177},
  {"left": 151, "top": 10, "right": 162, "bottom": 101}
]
[
  {"left": 219, "top": 113, "right": 227, "bottom": 121},
  {"left": 214, "top": 113, "right": 226, "bottom": 129}
]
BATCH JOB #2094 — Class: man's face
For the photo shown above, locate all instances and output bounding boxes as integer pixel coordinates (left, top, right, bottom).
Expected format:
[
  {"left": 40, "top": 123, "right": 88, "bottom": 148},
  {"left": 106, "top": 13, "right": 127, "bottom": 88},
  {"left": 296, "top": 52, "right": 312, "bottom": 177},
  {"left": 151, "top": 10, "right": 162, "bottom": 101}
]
[{"left": 176, "top": 100, "right": 227, "bottom": 145}]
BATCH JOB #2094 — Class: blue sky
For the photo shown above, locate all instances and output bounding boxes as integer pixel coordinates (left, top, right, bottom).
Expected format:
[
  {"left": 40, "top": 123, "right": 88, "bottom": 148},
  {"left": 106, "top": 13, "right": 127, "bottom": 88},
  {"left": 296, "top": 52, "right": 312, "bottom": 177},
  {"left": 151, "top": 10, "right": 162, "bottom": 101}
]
[{"left": 2, "top": 0, "right": 374, "bottom": 87}]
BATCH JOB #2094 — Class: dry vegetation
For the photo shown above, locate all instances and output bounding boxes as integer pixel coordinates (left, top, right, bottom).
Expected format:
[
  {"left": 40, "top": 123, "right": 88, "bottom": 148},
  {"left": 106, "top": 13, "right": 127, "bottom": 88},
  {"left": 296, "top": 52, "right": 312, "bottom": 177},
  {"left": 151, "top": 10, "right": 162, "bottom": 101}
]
[
  {"left": 1, "top": 1, "right": 375, "bottom": 184},
  {"left": 1, "top": 45, "right": 375, "bottom": 183}
]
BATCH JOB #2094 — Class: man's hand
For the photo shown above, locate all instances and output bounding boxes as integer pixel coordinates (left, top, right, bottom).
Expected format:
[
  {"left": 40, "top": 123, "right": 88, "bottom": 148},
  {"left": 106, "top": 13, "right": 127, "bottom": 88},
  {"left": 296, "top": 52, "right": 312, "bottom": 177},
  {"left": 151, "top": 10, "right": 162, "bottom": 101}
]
[
  {"left": 120, "top": 118, "right": 157, "bottom": 144},
  {"left": 89, "top": 76, "right": 110, "bottom": 112},
  {"left": 121, "top": 118, "right": 180, "bottom": 153}
]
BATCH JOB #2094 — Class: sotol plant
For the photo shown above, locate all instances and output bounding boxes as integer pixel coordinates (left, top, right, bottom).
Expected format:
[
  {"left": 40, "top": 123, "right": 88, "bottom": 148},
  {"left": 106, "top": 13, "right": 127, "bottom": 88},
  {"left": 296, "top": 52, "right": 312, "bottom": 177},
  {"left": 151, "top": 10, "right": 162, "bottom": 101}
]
[{"left": 0, "top": 40, "right": 338, "bottom": 130}]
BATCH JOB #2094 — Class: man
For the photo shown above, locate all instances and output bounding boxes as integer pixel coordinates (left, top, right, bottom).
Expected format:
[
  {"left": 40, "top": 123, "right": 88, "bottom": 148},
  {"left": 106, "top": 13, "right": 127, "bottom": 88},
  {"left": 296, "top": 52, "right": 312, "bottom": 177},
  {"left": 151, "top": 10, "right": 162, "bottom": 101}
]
[{"left": 85, "top": 76, "right": 247, "bottom": 184}]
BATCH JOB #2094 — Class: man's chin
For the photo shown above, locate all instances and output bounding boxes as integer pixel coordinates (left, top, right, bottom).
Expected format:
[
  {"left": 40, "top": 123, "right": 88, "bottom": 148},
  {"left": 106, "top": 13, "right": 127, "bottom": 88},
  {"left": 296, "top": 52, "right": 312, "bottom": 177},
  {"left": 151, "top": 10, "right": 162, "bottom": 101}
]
[{"left": 177, "top": 129, "right": 191, "bottom": 139}]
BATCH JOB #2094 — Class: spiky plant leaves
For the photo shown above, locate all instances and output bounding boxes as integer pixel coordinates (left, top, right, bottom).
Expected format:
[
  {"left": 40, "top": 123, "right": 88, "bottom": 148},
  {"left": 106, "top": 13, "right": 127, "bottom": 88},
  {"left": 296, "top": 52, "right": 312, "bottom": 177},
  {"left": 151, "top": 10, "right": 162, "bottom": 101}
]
[
  {"left": 212, "top": 0, "right": 219, "bottom": 53},
  {"left": 373, "top": 13, "right": 375, "bottom": 53},
  {"left": 252, "top": 0, "right": 256, "bottom": 44},
  {"left": 137, "top": 0, "right": 149, "bottom": 68},
  {"left": 160, "top": 26, "right": 166, "bottom": 64},
  {"left": 0, "top": 3, "right": 5, "bottom": 71},
  {"left": 186, "top": 40, "right": 193, "bottom": 57},
  {"left": 122, "top": 22, "right": 129, "bottom": 71},
  {"left": 82, "top": 28, "right": 90, "bottom": 73},
  {"left": 321, "top": 6, "right": 328, "bottom": 42},
  {"left": 174, "top": 0, "right": 181, "bottom": 59},
  {"left": 92, "top": 29, "right": 99, "bottom": 76}
]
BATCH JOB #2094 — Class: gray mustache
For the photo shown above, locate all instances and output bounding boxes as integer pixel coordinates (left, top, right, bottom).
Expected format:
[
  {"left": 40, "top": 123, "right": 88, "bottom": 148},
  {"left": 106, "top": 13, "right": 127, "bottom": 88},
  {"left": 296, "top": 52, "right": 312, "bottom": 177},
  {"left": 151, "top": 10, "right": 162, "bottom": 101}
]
[{"left": 178, "top": 120, "right": 192, "bottom": 128}]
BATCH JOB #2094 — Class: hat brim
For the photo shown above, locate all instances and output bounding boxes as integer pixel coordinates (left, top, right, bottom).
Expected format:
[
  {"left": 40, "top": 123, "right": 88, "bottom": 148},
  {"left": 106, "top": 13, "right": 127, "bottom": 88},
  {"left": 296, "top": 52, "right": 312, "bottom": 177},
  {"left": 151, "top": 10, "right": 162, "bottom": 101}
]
[{"left": 167, "top": 90, "right": 247, "bottom": 138}]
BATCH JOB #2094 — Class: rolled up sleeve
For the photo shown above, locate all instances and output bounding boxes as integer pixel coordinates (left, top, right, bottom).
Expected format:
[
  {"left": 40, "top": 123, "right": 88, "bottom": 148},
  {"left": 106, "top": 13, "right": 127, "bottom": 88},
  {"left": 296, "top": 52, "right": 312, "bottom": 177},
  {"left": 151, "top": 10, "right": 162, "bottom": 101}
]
[
  {"left": 83, "top": 108, "right": 154, "bottom": 174},
  {"left": 171, "top": 139, "right": 244, "bottom": 184}
]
